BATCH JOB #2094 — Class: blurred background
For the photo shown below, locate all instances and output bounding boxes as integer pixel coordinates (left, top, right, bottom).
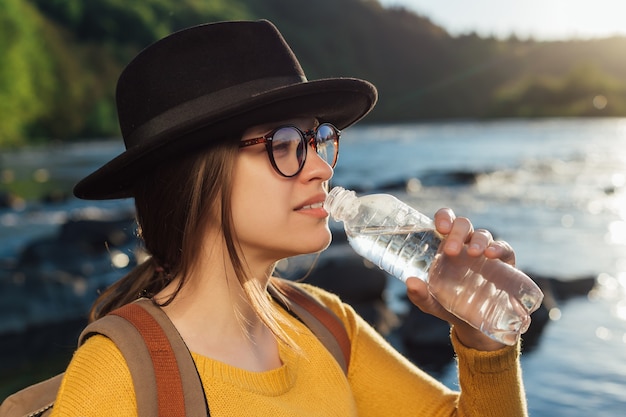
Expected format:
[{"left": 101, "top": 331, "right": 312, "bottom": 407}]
[{"left": 1, "top": 1, "right": 626, "bottom": 415}]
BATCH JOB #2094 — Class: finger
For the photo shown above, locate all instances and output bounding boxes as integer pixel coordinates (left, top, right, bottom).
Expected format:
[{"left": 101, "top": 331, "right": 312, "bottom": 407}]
[
  {"left": 485, "top": 240, "right": 517, "bottom": 265},
  {"left": 406, "top": 278, "right": 461, "bottom": 324},
  {"left": 405, "top": 277, "right": 430, "bottom": 302},
  {"left": 443, "top": 216, "right": 473, "bottom": 255},
  {"left": 406, "top": 278, "right": 446, "bottom": 316},
  {"left": 433, "top": 208, "right": 455, "bottom": 234},
  {"left": 467, "top": 228, "right": 493, "bottom": 256}
]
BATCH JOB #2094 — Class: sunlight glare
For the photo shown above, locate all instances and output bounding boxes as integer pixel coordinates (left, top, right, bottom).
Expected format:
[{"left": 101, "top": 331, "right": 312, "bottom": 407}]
[
  {"left": 596, "top": 326, "right": 612, "bottom": 341},
  {"left": 593, "top": 272, "right": 626, "bottom": 300},
  {"left": 614, "top": 300, "right": 626, "bottom": 321},
  {"left": 378, "top": 0, "right": 626, "bottom": 40},
  {"left": 611, "top": 173, "right": 626, "bottom": 188},
  {"left": 618, "top": 272, "right": 626, "bottom": 292},
  {"left": 592, "top": 95, "right": 608, "bottom": 110},
  {"left": 111, "top": 251, "right": 130, "bottom": 268},
  {"left": 548, "top": 307, "right": 562, "bottom": 321},
  {"left": 587, "top": 199, "right": 603, "bottom": 215},
  {"left": 606, "top": 221, "right": 626, "bottom": 245}
]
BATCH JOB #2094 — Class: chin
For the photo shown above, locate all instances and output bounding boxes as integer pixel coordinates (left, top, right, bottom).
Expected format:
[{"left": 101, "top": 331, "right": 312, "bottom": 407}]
[
  {"left": 316, "top": 229, "right": 333, "bottom": 251},
  {"left": 320, "top": 234, "right": 333, "bottom": 251},
  {"left": 291, "top": 232, "right": 332, "bottom": 257}
]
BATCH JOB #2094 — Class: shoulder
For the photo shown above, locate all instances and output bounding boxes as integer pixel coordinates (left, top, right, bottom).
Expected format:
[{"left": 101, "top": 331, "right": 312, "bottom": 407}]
[
  {"left": 289, "top": 281, "right": 363, "bottom": 332},
  {"left": 52, "top": 335, "right": 137, "bottom": 416},
  {"left": 294, "top": 281, "right": 344, "bottom": 306},
  {"left": 65, "top": 333, "right": 131, "bottom": 379}
]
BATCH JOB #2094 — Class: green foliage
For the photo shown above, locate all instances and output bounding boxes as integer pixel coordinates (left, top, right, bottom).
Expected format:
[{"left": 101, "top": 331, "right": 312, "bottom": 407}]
[
  {"left": 0, "top": 0, "right": 57, "bottom": 146},
  {"left": 2, "top": 0, "right": 626, "bottom": 147},
  {"left": 31, "top": 0, "right": 251, "bottom": 45},
  {"left": 0, "top": 0, "right": 252, "bottom": 147},
  {"left": 244, "top": 0, "right": 457, "bottom": 120},
  {"left": 492, "top": 63, "right": 626, "bottom": 117}
]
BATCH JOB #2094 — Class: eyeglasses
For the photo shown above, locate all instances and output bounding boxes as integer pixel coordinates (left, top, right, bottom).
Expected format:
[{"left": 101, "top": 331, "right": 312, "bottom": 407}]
[{"left": 239, "top": 123, "right": 340, "bottom": 177}]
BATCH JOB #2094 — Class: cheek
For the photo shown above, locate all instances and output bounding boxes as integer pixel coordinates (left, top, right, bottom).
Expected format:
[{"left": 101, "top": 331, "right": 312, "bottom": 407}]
[{"left": 231, "top": 155, "right": 286, "bottom": 233}]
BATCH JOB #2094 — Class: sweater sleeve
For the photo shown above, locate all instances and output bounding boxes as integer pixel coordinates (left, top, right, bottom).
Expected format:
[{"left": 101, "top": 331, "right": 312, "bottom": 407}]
[
  {"left": 50, "top": 335, "right": 138, "bottom": 417},
  {"left": 298, "top": 283, "right": 528, "bottom": 417}
]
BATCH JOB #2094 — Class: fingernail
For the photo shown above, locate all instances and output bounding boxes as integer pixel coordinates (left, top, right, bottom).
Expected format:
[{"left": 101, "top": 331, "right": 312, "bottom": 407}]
[
  {"left": 438, "top": 219, "right": 451, "bottom": 231},
  {"left": 485, "top": 246, "right": 498, "bottom": 254}
]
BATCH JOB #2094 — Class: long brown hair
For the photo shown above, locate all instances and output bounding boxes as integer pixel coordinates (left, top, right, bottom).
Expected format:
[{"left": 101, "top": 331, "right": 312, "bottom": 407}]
[{"left": 89, "top": 135, "right": 294, "bottom": 346}]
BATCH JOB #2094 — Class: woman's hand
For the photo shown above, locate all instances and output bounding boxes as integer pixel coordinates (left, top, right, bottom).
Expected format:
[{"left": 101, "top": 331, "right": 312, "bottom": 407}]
[{"left": 405, "top": 208, "right": 516, "bottom": 351}]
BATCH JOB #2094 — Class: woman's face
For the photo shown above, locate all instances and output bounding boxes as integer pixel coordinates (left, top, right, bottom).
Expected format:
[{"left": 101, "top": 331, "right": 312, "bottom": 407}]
[{"left": 231, "top": 117, "right": 334, "bottom": 264}]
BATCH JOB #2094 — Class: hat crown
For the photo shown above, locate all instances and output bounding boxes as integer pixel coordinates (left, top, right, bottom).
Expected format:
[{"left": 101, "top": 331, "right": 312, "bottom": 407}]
[
  {"left": 74, "top": 20, "right": 376, "bottom": 200},
  {"left": 116, "top": 20, "right": 304, "bottom": 143}
]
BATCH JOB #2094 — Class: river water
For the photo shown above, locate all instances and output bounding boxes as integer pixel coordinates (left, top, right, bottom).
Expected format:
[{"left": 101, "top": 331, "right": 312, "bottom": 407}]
[
  {"left": 338, "top": 118, "right": 626, "bottom": 416},
  {"left": 2, "top": 118, "right": 626, "bottom": 415}
]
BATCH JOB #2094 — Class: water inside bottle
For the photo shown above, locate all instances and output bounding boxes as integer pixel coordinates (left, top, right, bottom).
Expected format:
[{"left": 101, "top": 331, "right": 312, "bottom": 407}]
[
  {"left": 346, "top": 226, "right": 538, "bottom": 345},
  {"left": 347, "top": 227, "right": 442, "bottom": 283}
]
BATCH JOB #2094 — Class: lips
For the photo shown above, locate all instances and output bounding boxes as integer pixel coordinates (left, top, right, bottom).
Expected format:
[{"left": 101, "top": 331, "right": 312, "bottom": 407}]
[{"left": 295, "top": 194, "right": 327, "bottom": 211}]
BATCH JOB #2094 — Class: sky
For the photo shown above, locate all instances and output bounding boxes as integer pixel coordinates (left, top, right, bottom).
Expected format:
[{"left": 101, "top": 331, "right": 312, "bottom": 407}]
[{"left": 378, "top": 0, "right": 626, "bottom": 40}]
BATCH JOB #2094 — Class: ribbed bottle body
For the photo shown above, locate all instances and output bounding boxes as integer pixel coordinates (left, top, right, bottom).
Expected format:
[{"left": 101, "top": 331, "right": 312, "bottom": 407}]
[{"left": 325, "top": 186, "right": 544, "bottom": 345}]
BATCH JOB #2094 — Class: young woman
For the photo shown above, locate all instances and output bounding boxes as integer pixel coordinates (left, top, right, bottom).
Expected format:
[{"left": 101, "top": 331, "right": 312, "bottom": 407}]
[{"left": 52, "top": 20, "right": 528, "bottom": 416}]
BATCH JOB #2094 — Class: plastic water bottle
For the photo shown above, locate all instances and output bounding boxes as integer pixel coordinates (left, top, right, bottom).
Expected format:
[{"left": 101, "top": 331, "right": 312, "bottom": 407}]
[{"left": 324, "top": 186, "right": 544, "bottom": 345}]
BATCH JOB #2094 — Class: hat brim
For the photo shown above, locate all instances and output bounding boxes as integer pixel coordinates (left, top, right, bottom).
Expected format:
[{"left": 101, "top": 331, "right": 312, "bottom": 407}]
[{"left": 73, "top": 78, "right": 376, "bottom": 200}]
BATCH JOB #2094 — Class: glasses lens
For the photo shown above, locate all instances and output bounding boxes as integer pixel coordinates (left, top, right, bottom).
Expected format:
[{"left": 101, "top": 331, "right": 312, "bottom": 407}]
[
  {"left": 270, "top": 127, "right": 305, "bottom": 176},
  {"left": 315, "top": 124, "right": 339, "bottom": 168}
]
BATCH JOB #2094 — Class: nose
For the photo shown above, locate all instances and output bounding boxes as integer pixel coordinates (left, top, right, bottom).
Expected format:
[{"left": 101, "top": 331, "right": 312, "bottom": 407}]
[{"left": 300, "top": 144, "right": 333, "bottom": 182}]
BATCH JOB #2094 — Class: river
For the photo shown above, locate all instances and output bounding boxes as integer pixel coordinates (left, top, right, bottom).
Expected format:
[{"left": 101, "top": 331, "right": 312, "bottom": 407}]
[{"left": 2, "top": 118, "right": 626, "bottom": 415}]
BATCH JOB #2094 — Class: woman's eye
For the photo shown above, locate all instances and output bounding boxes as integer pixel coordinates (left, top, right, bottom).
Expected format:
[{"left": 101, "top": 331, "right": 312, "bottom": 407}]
[{"left": 272, "top": 140, "right": 295, "bottom": 157}]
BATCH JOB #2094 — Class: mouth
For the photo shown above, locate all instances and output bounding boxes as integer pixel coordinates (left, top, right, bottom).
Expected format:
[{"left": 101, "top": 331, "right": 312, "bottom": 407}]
[
  {"left": 299, "top": 202, "right": 324, "bottom": 210},
  {"left": 295, "top": 194, "right": 328, "bottom": 212}
]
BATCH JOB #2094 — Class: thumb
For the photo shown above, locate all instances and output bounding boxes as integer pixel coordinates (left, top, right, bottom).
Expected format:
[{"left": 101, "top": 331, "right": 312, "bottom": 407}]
[
  {"left": 405, "top": 277, "right": 455, "bottom": 323},
  {"left": 406, "top": 277, "right": 430, "bottom": 301}
]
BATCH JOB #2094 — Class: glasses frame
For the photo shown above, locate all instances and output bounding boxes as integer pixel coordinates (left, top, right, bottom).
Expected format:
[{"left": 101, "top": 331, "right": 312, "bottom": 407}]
[{"left": 239, "top": 123, "right": 341, "bottom": 177}]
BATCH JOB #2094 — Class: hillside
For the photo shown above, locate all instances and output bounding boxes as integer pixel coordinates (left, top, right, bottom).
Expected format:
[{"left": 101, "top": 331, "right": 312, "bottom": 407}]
[{"left": 2, "top": 0, "right": 626, "bottom": 146}]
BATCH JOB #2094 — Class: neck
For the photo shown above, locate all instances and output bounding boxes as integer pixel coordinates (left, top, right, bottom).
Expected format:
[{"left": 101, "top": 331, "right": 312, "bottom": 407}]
[{"left": 153, "top": 251, "right": 281, "bottom": 371}]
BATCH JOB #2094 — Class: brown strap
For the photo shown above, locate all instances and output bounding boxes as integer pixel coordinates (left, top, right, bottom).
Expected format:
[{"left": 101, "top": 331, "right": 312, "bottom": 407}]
[
  {"left": 110, "top": 303, "right": 186, "bottom": 417},
  {"left": 270, "top": 278, "right": 351, "bottom": 373},
  {"left": 81, "top": 300, "right": 207, "bottom": 417},
  {"left": 132, "top": 299, "right": 208, "bottom": 415},
  {"left": 80, "top": 314, "right": 161, "bottom": 417}
]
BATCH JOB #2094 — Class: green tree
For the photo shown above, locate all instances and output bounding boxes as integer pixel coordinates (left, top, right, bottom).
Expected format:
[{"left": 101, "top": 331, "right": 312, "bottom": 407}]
[
  {"left": 4, "top": 0, "right": 626, "bottom": 146},
  {"left": 492, "top": 63, "right": 626, "bottom": 117},
  {"left": 0, "top": 0, "right": 56, "bottom": 146}
]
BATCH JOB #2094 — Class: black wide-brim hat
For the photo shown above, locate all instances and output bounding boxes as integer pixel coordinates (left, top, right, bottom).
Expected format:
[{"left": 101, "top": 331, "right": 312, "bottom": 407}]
[{"left": 73, "top": 19, "right": 377, "bottom": 200}]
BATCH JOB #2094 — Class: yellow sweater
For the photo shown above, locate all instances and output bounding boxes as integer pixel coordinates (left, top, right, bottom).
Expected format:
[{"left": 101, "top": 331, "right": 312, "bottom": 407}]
[{"left": 52, "top": 283, "right": 527, "bottom": 416}]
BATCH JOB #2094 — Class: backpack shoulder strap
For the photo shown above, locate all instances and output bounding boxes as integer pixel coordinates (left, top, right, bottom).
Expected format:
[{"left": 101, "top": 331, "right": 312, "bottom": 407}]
[
  {"left": 0, "top": 298, "right": 209, "bottom": 417},
  {"left": 269, "top": 277, "right": 352, "bottom": 374},
  {"left": 80, "top": 299, "right": 208, "bottom": 417},
  {"left": 0, "top": 373, "right": 63, "bottom": 417}
]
